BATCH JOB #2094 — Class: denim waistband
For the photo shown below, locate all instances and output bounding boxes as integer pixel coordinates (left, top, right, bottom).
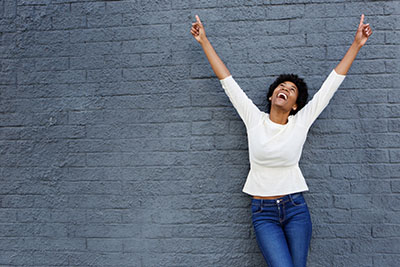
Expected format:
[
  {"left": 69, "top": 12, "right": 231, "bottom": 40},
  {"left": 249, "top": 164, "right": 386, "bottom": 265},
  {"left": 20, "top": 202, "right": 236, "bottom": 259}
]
[{"left": 251, "top": 192, "right": 303, "bottom": 205}]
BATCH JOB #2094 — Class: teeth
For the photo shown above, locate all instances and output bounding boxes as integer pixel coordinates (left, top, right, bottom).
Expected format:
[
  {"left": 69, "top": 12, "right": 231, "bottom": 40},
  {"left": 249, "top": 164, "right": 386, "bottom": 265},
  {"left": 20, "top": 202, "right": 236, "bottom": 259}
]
[{"left": 278, "top": 93, "right": 288, "bottom": 100}]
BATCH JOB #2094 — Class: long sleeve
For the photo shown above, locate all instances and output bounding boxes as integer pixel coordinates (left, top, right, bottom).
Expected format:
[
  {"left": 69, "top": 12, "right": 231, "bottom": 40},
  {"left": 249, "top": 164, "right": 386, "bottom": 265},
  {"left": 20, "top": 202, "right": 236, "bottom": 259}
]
[
  {"left": 296, "top": 69, "right": 346, "bottom": 128},
  {"left": 220, "top": 75, "right": 263, "bottom": 130}
]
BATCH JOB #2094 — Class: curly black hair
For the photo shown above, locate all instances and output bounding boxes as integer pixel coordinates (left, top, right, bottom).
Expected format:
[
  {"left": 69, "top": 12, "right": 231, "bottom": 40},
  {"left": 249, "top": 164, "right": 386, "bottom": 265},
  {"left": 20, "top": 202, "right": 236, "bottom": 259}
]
[{"left": 266, "top": 74, "right": 309, "bottom": 116}]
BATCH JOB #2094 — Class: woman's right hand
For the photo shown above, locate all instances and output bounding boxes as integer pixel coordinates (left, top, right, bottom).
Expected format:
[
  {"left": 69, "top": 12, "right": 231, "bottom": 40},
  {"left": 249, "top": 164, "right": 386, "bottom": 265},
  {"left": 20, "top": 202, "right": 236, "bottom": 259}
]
[
  {"left": 191, "top": 15, "right": 207, "bottom": 44},
  {"left": 190, "top": 14, "right": 230, "bottom": 79}
]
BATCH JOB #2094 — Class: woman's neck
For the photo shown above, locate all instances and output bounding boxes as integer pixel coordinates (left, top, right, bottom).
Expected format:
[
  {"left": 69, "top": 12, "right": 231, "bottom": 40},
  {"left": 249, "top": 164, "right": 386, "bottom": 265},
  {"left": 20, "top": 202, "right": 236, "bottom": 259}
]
[{"left": 269, "top": 108, "right": 291, "bottom": 125}]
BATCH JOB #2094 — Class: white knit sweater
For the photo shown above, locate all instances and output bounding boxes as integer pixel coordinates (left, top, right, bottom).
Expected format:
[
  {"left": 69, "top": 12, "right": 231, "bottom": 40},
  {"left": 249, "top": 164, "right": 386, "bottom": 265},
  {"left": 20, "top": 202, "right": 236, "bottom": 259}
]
[{"left": 219, "top": 69, "right": 346, "bottom": 196}]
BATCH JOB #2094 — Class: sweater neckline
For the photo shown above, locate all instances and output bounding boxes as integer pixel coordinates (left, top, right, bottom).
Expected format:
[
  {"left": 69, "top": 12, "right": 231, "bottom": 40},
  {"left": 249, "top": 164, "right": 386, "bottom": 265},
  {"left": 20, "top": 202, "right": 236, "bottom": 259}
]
[{"left": 266, "top": 114, "right": 292, "bottom": 127}]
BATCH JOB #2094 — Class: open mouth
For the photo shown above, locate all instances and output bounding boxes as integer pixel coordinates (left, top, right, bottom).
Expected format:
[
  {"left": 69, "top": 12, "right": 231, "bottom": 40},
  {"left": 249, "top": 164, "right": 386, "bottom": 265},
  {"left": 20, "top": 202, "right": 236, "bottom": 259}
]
[{"left": 277, "top": 92, "right": 288, "bottom": 100}]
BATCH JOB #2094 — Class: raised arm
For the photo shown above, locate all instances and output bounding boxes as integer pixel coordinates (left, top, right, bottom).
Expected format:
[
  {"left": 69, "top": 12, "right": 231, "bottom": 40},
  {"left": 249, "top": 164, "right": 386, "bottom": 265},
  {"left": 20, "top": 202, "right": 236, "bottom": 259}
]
[
  {"left": 191, "top": 15, "right": 263, "bottom": 130},
  {"left": 191, "top": 15, "right": 231, "bottom": 80},
  {"left": 335, "top": 14, "right": 373, "bottom": 75},
  {"left": 296, "top": 15, "right": 373, "bottom": 127}
]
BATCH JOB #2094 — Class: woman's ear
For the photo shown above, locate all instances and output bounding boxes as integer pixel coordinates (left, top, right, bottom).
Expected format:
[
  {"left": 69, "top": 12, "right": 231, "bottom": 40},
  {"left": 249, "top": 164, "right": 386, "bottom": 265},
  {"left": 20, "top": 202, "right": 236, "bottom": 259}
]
[{"left": 292, "top": 104, "right": 298, "bottom": 111}]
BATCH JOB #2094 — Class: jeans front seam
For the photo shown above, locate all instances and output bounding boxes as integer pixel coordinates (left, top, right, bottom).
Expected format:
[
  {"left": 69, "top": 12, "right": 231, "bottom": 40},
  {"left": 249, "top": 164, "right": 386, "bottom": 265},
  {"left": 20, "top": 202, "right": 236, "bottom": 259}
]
[{"left": 280, "top": 203, "right": 286, "bottom": 224}]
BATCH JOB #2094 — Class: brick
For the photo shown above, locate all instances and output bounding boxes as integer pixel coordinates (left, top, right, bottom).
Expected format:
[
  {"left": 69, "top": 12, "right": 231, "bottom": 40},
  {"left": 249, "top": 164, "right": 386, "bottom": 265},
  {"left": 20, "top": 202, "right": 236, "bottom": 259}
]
[
  {"left": 351, "top": 209, "right": 387, "bottom": 224},
  {"left": 71, "top": 1, "right": 105, "bottom": 15},
  {"left": 0, "top": 251, "right": 69, "bottom": 265},
  {"left": 122, "top": 10, "right": 188, "bottom": 25},
  {"left": 122, "top": 39, "right": 161, "bottom": 53},
  {"left": 70, "top": 55, "right": 105, "bottom": 69},
  {"left": 0, "top": 209, "right": 17, "bottom": 222},
  {"left": 139, "top": 0, "right": 171, "bottom": 11},
  {"left": 87, "top": 238, "right": 123, "bottom": 252},
  {"left": 372, "top": 224, "right": 400, "bottom": 237},
  {"left": 1, "top": 58, "right": 33, "bottom": 72},
  {"left": 84, "top": 41, "right": 122, "bottom": 55},
  {"left": 16, "top": 208, "right": 52, "bottom": 223},
  {"left": 308, "top": 179, "right": 350, "bottom": 193},
  {"left": 192, "top": 120, "right": 230, "bottom": 135},
  {"left": 105, "top": 0, "right": 140, "bottom": 14},
  {"left": 72, "top": 27, "right": 141, "bottom": 43},
  {"left": 68, "top": 195, "right": 140, "bottom": 209},
  {"left": 271, "top": 0, "right": 311, "bottom": 3},
  {"left": 291, "top": 19, "right": 326, "bottom": 34},
  {"left": 249, "top": 46, "right": 325, "bottom": 63},
  {"left": 0, "top": 18, "right": 16, "bottom": 32},
  {"left": 344, "top": 2, "right": 385, "bottom": 17},
  {"left": 18, "top": 43, "right": 86, "bottom": 57},
  {"left": 52, "top": 15, "right": 86, "bottom": 30},
  {"left": 219, "top": 6, "right": 266, "bottom": 21},
  {"left": 191, "top": 136, "right": 214, "bottom": 150},
  {"left": 32, "top": 251, "right": 69, "bottom": 266},
  {"left": 35, "top": 30, "right": 70, "bottom": 45},
  {"left": 0, "top": 222, "right": 68, "bottom": 237},
  {"left": 50, "top": 209, "right": 87, "bottom": 223},
  {"left": 208, "top": 20, "right": 290, "bottom": 37},
  {"left": 72, "top": 224, "right": 140, "bottom": 238},
  {"left": 352, "top": 238, "right": 400, "bottom": 253},
  {"left": 68, "top": 251, "right": 141, "bottom": 266},
  {"left": 267, "top": 4, "right": 305, "bottom": 19},
  {"left": 140, "top": 24, "right": 170, "bottom": 38},
  {"left": 384, "top": 1, "right": 400, "bottom": 15},
  {"left": 34, "top": 57, "right": 69, "bottom": 71},
  {"left": 85, "top": 209, "right": 123, "bottom": 223},
  {"left": 233, "top": 34, "right": 307, "bottom": 51},
  {"left": 304, "top": 3, "right": 345, "bottom": 18},
  {"left": 87, "top": 13, "right": 122, "bottom": 28},
  {"left": 373, "top": 15, "right": 400, "bottom": 31},
  {"left": 70, "top": 29, "right": 109, "bottom": 43},
  {"left": 333, "top": 254, "right": 373, "bottom": 267},
  {"left": 17, "top": 70, "right": 86, "bottom": 84},
  {"left": 0, "top": 113, "right": 31, "bottom": 127},
  {"left": 310, "top": 238, "right": 352, "bottom": 255},
  {"left": 328, "top": 45, "right": 399, "bottom": 60},
  {"left": 86, "top": 123, "right": 191, "bottom": 140},
  {"left": 87, "top": 69, "right": 122, "bottom": 83},
  {"left": 0, "top": 71, "right": 16, "bottom": 84},
  {"left": 351, "top": 180, "right": 391, "bottom": 194},
  {"left": 59, "top": 181, "right": 122, "bottom": 195},
  {"left": 4, "top": 0, "right": 17, "bottom": 18},
  {"left": 373, "top": 255, "right": 400, "bottom": 266}
]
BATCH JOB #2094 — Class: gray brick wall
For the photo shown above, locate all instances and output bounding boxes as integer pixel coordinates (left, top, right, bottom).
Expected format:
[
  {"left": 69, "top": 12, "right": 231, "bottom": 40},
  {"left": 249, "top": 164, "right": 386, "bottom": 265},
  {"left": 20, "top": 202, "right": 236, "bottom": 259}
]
[{"left": 0, "top": 0, "right": 399, "bottom": 266}]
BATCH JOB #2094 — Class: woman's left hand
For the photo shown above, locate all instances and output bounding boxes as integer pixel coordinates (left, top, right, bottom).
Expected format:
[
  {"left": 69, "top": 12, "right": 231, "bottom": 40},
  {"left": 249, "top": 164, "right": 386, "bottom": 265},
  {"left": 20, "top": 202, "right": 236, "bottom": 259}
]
[{"left": 354, "top": 14, "right": 372, "bottom": 47}]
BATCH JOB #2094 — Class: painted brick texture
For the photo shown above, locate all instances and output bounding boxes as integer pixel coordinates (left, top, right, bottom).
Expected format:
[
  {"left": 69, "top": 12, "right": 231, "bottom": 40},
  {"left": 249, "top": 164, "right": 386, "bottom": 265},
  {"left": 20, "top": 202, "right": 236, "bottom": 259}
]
[{"left": 0, "top": 0, "right": 399, "bottom": 266}]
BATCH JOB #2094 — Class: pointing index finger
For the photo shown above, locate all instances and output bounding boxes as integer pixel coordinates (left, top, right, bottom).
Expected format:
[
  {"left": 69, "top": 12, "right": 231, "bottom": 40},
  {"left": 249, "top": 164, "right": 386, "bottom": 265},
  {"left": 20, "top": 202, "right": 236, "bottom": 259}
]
[
  {"left": 195, "top": 15, "right": 202, "bottom": 25},
  {"left": 359, "top": 14, "right": 364, "bottom": 27}
]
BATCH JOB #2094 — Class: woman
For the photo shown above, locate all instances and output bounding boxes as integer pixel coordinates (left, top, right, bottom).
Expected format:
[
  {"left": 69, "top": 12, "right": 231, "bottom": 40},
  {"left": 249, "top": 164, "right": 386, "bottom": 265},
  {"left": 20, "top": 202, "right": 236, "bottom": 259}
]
[{"left": 191, "top": 14, "right": 372, "bottom": 267}]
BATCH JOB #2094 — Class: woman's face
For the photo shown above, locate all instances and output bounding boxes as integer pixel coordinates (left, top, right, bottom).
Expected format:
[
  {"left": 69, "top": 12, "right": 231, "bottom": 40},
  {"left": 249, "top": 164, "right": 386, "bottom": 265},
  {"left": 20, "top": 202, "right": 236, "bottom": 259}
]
[{"left": 269, "top": 81, "right": 299, "bottom": 113}]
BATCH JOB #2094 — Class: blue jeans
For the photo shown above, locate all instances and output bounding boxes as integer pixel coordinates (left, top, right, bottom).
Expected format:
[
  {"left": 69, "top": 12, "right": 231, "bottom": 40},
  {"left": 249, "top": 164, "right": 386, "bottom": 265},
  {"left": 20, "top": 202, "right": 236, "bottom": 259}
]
[{"left": 251, "top": 192, "right": 312, "bottom": 267}]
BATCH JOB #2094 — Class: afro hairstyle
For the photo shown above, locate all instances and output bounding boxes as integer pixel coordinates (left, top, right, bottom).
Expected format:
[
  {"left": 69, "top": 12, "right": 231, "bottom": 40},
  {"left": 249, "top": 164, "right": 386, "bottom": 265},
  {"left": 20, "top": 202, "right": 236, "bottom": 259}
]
[{"left": 266, "top": 73, "right": 309, "bottom": 115}]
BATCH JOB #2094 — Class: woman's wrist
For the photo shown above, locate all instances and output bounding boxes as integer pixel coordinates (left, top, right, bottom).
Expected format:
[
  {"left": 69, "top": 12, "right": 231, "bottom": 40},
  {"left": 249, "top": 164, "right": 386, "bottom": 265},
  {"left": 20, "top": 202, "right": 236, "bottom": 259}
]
[
  {"left": 199, "top": 37, "right": 209, "bottom": 46},
  {"left": 352, "top": 40, "right": 364, "bottom": 50}
]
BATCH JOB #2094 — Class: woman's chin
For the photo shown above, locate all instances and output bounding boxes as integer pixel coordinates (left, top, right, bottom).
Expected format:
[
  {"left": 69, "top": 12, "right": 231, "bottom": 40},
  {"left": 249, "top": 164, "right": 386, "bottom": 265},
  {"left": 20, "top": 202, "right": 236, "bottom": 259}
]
[{"left": 271, "top": 102, "right": 291, "bottom": 112}]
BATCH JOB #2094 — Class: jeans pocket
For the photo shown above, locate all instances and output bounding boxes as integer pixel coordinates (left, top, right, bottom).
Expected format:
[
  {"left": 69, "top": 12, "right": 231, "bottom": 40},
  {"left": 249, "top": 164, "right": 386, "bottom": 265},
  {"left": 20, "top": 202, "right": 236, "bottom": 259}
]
[
  {"left": 290, "top": 193, "right": 307, "bottom": 207},
  {"left": 251, "top": 204, "right": 263, "bottom": 214}
]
